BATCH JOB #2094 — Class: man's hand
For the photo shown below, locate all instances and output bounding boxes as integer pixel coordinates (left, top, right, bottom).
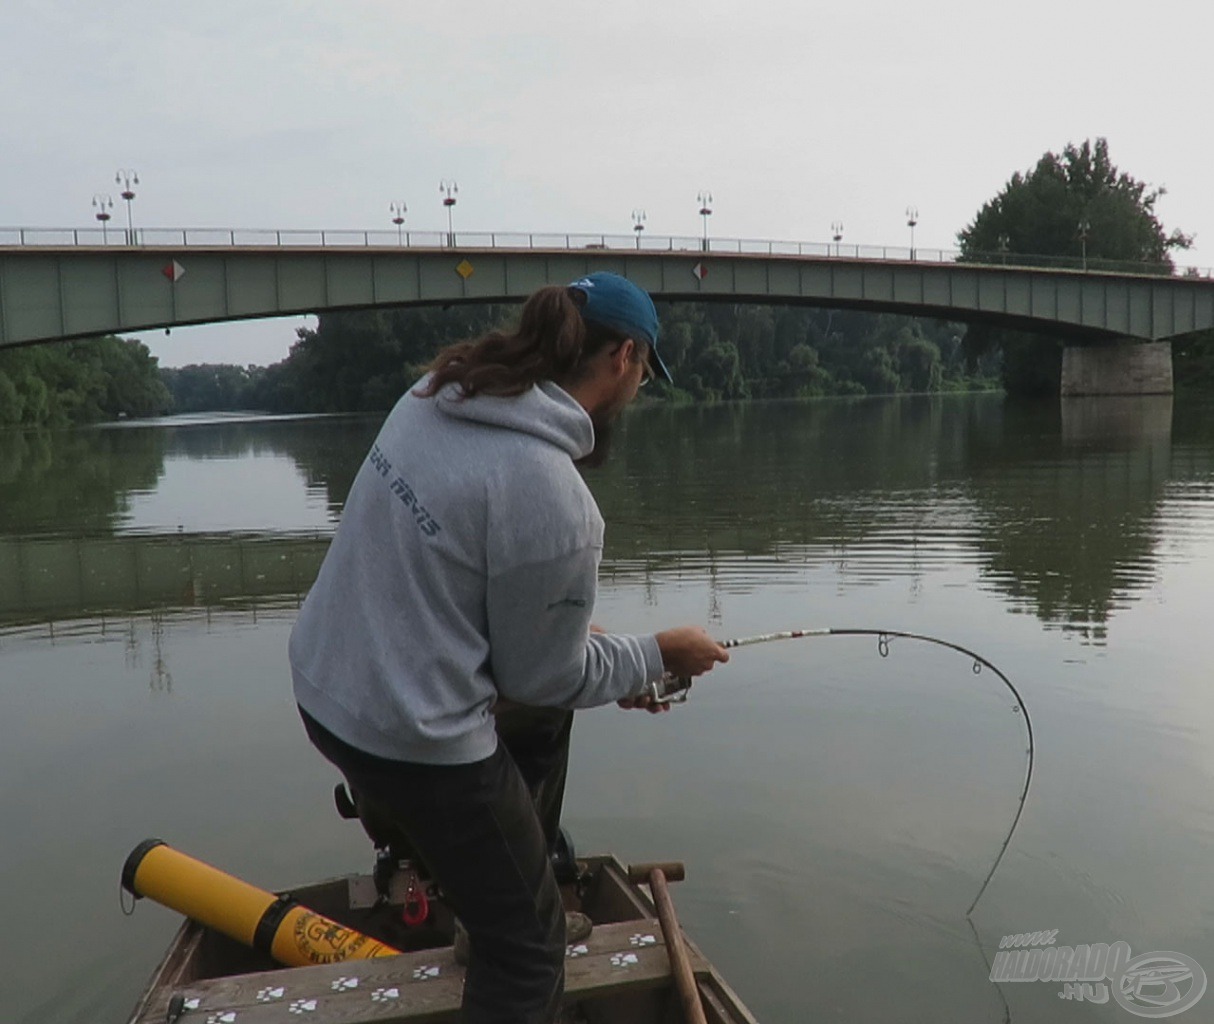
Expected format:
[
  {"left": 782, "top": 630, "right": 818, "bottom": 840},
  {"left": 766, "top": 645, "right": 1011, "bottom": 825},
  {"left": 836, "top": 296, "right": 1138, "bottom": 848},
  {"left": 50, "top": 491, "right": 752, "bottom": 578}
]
[
  {"left": 655, "top": 626, "right": 729, "bottom": 678},
  {"left": 617, "top": 693, "right": 673, "bottom": 714}
]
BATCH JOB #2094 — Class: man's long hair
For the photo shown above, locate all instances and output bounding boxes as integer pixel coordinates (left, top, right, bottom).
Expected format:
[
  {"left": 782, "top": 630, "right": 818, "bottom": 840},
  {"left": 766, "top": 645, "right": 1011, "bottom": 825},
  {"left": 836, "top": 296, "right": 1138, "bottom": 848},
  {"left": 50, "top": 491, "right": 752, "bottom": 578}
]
[{"left": 415, "top": 285, "right": 630, "bottom": 399}]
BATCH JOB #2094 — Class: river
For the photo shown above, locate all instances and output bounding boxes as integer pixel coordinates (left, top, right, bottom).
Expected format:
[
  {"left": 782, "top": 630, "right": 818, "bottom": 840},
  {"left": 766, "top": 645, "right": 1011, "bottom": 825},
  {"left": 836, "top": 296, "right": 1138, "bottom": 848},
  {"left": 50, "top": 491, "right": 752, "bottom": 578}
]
[{"left": 2, "top": 393, "right": 1212, "bottom": 1022}]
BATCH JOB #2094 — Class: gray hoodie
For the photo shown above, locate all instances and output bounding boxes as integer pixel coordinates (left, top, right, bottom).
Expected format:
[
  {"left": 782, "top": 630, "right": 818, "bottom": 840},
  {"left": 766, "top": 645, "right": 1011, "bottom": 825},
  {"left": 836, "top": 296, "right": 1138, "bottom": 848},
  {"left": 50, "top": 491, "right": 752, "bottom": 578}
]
[{"left": 289, "top": 378, "right": 665, "bottom": 765}]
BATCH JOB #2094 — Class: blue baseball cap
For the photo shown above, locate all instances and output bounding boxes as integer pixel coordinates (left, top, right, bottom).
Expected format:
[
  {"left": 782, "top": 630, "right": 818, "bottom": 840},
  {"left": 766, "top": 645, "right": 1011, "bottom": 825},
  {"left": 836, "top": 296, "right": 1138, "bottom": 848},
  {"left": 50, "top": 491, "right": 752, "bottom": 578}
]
[{"left": 568, "top": 272, "right": 672, "bottom": 383}]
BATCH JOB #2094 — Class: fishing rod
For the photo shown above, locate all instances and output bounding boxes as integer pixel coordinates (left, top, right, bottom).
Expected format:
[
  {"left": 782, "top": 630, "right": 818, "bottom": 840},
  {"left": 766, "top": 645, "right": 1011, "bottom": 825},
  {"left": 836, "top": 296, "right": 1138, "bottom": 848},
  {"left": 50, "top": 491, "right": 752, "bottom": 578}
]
[{"left": 648, "top": 627, "right": 1035, "bottom": 920}]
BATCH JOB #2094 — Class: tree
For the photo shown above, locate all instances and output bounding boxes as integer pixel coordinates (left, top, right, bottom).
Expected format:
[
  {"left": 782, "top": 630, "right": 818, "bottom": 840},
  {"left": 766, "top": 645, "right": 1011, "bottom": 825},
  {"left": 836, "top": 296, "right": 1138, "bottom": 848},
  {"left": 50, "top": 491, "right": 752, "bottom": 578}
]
[
  {"left": 1173, "top": 329, "right": 1214, "bottom": 391},
  {"left": 896, "top": 335, "right": 943, "bottom": 393},
  {"left": 959, "top": 138, "right": 1190, "bottom": 270},
  {"left": 0, "top": 336, "right": 170, "bottom": 425},
  {"left": 956, "top": 138, "right": 1193, "bottom": 395},
  {"left": 161, "top": 363, "right": 258, "bottom": 412},
  {"left": 259, "top": 305, "right": 513, "bottom": 413}
]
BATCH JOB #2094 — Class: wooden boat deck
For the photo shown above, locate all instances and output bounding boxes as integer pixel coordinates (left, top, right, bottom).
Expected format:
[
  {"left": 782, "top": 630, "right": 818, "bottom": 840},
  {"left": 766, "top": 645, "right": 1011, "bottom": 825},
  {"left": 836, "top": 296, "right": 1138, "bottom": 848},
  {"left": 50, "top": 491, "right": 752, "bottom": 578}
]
[{"left": 128, "top": 856, "right": 758, "bottom": 1024}]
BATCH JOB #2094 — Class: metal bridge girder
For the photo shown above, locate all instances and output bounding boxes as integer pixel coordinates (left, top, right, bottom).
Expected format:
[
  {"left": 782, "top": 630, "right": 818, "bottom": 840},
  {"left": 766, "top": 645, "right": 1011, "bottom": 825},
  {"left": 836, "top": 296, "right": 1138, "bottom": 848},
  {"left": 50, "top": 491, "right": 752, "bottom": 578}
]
[{"left": 2, "top": 247, "right": 1213, "bottom": 349}]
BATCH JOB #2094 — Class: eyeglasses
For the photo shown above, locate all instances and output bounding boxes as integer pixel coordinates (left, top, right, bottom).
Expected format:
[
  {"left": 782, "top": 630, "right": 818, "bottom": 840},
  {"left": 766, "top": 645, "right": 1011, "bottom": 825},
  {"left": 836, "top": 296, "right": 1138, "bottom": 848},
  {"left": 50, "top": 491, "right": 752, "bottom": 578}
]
[{"left": 635, "top": 350, "right": 655, "bottom": 388}]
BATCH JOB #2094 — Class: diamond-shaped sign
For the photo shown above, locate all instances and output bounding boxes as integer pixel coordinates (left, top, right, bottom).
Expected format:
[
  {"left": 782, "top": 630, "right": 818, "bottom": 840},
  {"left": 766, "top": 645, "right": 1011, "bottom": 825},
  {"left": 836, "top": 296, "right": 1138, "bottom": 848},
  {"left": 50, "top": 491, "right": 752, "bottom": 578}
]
[
  {"left": 162, "top": 260, "right": 186, "bottom": 283},
  {"left": 691, "top": 262, "right": 707, "bottom": 281},
  {"left": 455, "top": 259, "right": 474, "bottom": 280}
]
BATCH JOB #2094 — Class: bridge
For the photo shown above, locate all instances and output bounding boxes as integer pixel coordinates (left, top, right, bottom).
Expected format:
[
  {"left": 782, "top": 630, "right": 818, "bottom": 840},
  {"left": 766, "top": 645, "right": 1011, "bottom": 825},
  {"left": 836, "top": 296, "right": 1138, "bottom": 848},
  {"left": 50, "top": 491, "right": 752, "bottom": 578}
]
[{"left": 3, "top": 228, "right": 1213, "bottom": 394}]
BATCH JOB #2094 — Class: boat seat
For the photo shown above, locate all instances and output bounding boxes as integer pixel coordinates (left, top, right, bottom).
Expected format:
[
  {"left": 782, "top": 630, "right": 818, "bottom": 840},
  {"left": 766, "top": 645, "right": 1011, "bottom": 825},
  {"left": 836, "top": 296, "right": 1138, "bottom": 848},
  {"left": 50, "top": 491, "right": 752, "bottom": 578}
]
[{"left": 145, "top": 918, "right": 706, "bottom": 1023}]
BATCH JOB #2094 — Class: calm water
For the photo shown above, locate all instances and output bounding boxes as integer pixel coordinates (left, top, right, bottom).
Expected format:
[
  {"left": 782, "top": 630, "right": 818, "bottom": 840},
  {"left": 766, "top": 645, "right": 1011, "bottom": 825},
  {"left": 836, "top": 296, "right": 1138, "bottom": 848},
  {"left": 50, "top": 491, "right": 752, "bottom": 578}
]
[{"left": 3, "top": 395, "right": 1214, "bottom": 1023}]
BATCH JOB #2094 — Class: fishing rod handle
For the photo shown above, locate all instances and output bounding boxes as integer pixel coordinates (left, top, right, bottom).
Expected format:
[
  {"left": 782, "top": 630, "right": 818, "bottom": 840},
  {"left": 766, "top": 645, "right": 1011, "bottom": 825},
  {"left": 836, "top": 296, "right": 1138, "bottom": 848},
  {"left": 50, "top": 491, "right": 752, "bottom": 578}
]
[{"left": 722, "top": 628, "right": 832, "bottom": 648}]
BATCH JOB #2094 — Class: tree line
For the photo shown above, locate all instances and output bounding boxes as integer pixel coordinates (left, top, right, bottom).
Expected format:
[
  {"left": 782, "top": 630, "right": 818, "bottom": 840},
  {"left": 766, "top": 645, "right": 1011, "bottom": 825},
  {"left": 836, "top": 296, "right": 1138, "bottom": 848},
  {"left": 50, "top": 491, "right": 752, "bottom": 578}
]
[
  {"left": 156, "top": 302, "right": 992, "bottom": 417},
  {"left": 0, "top": 336, "right": 171, "bottom": 426}
]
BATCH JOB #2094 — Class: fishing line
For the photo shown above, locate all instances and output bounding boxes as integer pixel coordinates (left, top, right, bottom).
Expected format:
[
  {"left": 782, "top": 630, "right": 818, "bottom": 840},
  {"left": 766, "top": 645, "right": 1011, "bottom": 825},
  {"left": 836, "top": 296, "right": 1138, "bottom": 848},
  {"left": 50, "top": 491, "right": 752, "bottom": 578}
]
[{"left": 656, "top": 627, "right": 1034, "bottom": 920}]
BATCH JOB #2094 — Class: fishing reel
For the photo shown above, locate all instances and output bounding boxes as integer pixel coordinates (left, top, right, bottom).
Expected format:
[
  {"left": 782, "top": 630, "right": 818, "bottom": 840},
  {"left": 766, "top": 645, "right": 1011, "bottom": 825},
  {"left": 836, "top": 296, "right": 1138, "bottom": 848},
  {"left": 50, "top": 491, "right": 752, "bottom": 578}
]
[{"left": 646, "top": 673, "right": 693, "bottom": 705}]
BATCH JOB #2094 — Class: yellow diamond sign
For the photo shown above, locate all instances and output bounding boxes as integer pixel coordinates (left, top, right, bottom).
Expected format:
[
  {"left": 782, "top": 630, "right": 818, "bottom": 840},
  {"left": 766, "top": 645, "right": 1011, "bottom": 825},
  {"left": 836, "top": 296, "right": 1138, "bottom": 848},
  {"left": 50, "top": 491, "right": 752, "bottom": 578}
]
[{"left": 455, "top": 259, "right": 474, "bottom": 280}]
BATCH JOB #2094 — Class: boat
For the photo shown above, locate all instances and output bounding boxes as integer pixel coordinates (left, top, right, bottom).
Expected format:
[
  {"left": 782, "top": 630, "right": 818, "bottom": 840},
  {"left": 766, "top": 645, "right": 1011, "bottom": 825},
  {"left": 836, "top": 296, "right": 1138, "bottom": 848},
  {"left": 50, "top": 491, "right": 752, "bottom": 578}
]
[{"left": 123, "top": 841, "right": 760, "bottom": 1024}]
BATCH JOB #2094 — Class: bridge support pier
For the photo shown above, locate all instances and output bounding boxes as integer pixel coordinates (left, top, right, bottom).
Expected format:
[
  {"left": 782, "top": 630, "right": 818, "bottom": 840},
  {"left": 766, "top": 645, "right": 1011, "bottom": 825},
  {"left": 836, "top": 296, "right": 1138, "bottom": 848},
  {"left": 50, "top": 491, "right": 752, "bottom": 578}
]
[{"left": 1061, "top": 341, "right": 1173, "bottom": 396}]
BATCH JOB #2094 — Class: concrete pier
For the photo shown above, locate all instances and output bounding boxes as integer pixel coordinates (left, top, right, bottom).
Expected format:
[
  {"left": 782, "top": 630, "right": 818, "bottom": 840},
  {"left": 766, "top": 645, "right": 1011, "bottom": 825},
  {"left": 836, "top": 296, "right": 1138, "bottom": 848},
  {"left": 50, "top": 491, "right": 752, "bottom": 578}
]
[{"left": 1061, "top": 341, "right": 1173, "bottom": 396}]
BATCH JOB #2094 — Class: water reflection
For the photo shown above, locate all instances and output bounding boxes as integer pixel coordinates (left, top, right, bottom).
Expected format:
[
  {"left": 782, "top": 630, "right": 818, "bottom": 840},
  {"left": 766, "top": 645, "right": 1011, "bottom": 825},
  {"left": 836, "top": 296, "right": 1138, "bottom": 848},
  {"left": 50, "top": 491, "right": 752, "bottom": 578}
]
[
  {"left": 0, "top": 425, "right": 165, "bottom": 536},
  {"left": 962, "top": 399, "right": 1177, "bottom": 641},
  {"left": 0, "top": 415, "right": 360, "bottom": 630},
  {"left": 597, "top": 395, "right": 1204, "bottom": 641},
  {"left": 1060, "top": 395, "right": 1173, "bottom": 444},
  {"left": 2, "top": 396, "right": 1212, "bottom": 642},
  {"left": 0, "top": 529, "right": 321, "bottom": 629}
]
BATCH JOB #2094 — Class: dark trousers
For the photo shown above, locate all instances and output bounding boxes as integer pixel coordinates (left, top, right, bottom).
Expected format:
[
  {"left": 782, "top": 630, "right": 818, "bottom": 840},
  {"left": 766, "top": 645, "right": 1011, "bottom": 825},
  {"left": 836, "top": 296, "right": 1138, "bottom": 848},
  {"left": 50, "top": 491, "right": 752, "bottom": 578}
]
[
  {"left": 300, "top": 706, "right": 573, "bottom": 1024},
  {"left": 493, "top": 705, "right": 574, "bottom": 855}
]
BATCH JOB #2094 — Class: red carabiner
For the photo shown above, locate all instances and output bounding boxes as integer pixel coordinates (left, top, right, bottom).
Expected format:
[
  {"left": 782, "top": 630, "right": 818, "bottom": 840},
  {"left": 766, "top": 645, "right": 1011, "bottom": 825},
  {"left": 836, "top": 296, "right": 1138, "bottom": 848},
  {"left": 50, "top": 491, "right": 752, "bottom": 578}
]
[{"left": 402, "top": 885, "right": 429, "bottom": 927}]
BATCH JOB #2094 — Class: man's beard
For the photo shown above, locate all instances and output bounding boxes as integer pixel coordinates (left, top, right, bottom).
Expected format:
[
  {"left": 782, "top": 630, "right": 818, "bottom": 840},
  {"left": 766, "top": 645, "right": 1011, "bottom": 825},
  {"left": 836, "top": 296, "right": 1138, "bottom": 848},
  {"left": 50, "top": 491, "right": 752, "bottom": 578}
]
[{"left": 575, "top": 411, "right": 615, "bottom": 469}]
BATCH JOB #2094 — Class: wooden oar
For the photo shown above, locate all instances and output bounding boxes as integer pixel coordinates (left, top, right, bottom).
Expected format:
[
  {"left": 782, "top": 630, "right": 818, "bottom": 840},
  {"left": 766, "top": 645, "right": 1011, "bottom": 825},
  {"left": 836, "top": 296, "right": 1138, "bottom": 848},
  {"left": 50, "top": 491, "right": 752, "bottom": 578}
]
[{"left": 628, "top": 862, "right": 707, "bottom": 1024}]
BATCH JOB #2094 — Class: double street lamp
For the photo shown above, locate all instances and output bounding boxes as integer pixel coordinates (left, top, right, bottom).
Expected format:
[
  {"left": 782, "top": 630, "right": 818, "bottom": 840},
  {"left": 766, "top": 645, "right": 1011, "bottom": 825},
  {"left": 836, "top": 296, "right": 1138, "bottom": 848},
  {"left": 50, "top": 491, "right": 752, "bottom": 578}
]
[
  {"left": 92, "top": 193, "right": 114, "bottom": 244},
  {"left": 697, "top": 191, "right": 713, "bottom": 252},
  {"left": 389, "top": 201, "right": 408, "bottom": 245},
  {"left": 631, "top": 208, "right": 647, "bottom": 249},
  {"left": 439, "top": 180, "right": 458, "bottom": 246},
  {"left": 906, "top": 205, "right": 919, "bottom": 260},
  {"left": 116, "top": 168, "right": 139, "bottom": 244},
  {"left": 996, "top": 233, "right": 1011, "bottom": 265}
]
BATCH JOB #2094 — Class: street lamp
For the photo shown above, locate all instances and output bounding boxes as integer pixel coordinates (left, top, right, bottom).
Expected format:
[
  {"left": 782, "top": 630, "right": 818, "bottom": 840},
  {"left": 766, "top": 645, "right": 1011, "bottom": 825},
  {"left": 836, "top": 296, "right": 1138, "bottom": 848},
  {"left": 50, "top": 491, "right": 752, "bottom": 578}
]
[
  {"left": 92, "top": 193, "right": 114, "bottom": 244},
  {"left": 390, "top": 201, "right": 408, "bottom": 245},
  {"left": 697, "top": 191, "right": 713, "bottom": 252},
  {"left": 996, "top": 233, "right": 1010, "bottom": 265},
  {"left": 632, "top": 208, "right": 647, "bottom": 249},
  {"left": 906, "top": 205, "right": 919, "bottom": 260},
  {"left": 115, "top": 168, "right": 139, "bottom": 244},
  {"left": 831, "top": 221, "right": 844, "bottom": 258},
  {"left": 439, "top": 180, "right": 458, "bottom": 246},
  {"left": 1077, "top": 219, "right": 1091, "bottom": 271}
]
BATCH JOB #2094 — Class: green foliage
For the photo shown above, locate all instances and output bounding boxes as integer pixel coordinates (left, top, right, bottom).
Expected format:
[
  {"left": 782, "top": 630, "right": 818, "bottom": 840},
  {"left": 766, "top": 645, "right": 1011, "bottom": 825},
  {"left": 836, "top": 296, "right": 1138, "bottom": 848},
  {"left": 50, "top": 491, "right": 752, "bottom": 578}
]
[
  {"left": 160, "top": 364, "right": 260, "bottom": 413},
  {"left": 1173, "top": 329, "right": 1214, "bottom": 391},
  {"left": 7, "top": 302, "right": 998, "bottom": 423},
  {"left": 956, "top": 138, "right": 1192, "bottom": 396},
  {"left": 244, "top": 305, "right": 514, "bottom": 413},
  {"left": 996, "top": 331, "right": 1064, "bottom": 397},
  {"left": 651, "top": 305, "right": 983, "bottom": 402},
  {"left": 958, "top": 138, "right": 1191, "bottom": 271},
  {"left": 897, "top": 336, "right": 944, "bottom": 393},
  {"left": 0, "top": 337, "right": 171, "bottom": 426},
  {"left": 167, "top": 302, "right": 991, "bottom": 413}
]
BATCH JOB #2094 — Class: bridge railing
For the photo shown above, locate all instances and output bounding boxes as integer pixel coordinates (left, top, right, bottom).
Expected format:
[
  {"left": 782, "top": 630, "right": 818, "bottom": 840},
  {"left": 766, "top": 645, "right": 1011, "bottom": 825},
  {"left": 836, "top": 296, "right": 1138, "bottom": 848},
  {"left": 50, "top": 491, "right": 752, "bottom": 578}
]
[{"left": 1, "top": 226, "right": 1209, "bottom": 278}]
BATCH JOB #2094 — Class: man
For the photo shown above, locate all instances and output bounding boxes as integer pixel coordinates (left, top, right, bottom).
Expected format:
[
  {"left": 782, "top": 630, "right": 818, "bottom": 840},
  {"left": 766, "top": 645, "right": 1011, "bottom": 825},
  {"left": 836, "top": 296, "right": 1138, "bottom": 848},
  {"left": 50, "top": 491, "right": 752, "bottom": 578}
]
[{"left": 289, "top": 271, "right": 728, "bottom": 1023}]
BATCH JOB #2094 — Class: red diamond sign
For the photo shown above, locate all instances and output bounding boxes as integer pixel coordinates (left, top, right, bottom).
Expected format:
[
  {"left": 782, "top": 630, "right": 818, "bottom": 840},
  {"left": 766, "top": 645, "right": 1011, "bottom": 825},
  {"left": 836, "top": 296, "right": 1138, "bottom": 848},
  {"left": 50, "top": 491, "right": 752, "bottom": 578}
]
[
  {"left": 691, "top": 262, "right": 708, "bottom": 281},
  {"left": 162, "top": 260, "right": 185, "bottom": 283}
]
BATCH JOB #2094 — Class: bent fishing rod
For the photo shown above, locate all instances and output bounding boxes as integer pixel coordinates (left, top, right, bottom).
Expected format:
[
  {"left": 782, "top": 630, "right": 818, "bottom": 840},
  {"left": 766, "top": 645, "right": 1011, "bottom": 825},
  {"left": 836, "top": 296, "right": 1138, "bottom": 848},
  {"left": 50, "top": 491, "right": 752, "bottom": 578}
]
[{"left": 648, "top": 627, "right": 1035, "bottom": 920}]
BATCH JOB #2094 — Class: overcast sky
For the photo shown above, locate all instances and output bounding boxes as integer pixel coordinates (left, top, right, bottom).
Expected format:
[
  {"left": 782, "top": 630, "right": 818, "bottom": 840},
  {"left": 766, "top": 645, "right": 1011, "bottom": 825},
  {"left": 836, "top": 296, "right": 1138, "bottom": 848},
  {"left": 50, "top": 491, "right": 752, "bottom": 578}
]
[{"left": 3, "top": 0, "right": 1210, "bottom": 366}]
